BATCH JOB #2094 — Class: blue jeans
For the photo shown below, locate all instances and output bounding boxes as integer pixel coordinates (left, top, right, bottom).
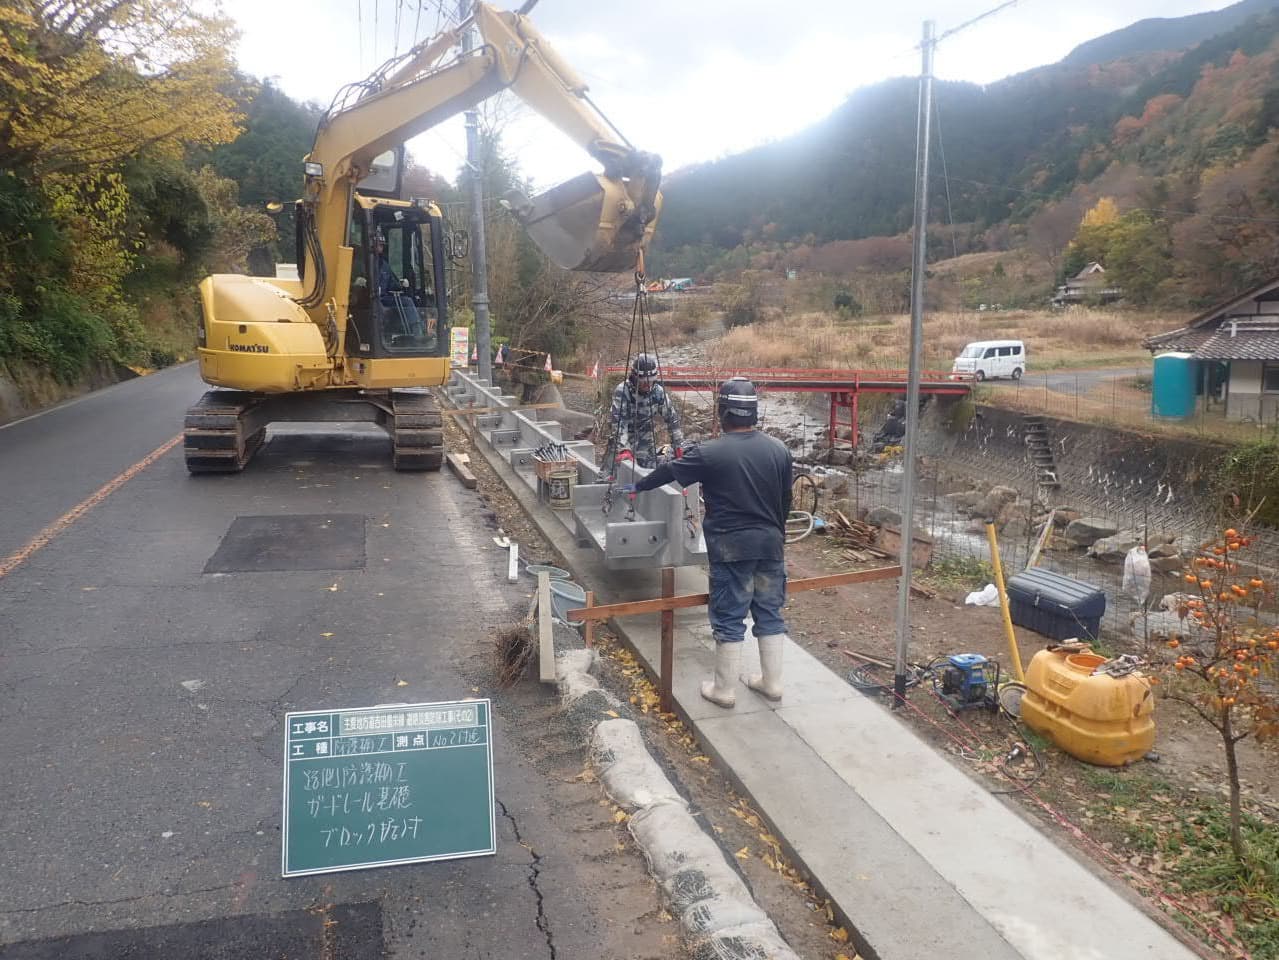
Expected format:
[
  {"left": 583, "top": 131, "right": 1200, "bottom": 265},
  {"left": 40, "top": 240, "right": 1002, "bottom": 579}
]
[{"left": 708, "top": 559, "right": 787, "bottom": 643}]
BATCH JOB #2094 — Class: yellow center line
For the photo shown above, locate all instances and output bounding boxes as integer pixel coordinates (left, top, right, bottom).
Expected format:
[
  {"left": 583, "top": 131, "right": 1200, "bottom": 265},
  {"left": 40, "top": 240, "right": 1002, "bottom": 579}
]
[{"left": 0, "top": 433, "right": 183, "bottom": 581}]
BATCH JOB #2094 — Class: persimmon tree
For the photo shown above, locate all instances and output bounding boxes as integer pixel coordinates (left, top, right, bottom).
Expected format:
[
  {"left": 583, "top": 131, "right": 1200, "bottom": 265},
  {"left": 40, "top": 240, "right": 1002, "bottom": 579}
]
[{"left": 1162, "top": 522, "right": 1279, "bottom": 864}]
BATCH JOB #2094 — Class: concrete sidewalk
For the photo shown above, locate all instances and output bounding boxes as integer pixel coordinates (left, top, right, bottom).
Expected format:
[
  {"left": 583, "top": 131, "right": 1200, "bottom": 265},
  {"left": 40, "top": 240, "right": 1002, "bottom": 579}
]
[{"left": 462, "top": 420, "right": 1202, "bottom": 960}]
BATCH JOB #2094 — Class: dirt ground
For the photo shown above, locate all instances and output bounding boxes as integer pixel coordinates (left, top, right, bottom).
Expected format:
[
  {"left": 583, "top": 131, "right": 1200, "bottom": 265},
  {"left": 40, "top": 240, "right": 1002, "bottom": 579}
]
[
  {"left": 443, "top": 414, "right": 858, "bottom": 960},
  {"left": 782, "top": 536, "right": 1279, "bottom": 958},
  {"left": 463, "top": 376, "right": 1278, "bottom": 958}
]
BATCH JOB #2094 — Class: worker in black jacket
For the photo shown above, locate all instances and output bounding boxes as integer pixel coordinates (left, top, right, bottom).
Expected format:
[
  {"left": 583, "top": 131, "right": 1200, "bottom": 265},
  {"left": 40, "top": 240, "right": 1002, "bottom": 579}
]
[{"left": 629, "top": 377, "right": 793, "bottom": 707}]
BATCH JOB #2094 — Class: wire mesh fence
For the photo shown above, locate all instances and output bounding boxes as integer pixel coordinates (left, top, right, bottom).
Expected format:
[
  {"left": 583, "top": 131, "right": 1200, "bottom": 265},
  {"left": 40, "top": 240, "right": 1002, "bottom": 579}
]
[
  {"left": 982, "top": 372, "right": 1279, "bottom": 444},
  {"left": 809, "top": 392, "right": 1279, "bottom": 650}
]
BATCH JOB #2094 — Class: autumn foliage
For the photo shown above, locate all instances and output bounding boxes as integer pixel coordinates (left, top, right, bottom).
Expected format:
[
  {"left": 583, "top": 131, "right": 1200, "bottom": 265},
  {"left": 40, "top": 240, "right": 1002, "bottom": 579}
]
[{"left": 1159, "top": 524, "right": 1279, "bottom": 864}]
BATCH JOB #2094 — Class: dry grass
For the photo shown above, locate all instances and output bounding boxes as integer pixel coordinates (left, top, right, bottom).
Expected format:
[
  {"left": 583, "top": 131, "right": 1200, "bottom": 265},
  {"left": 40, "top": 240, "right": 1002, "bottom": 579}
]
[
  {"left": 708, "top": 308, "right": 1186, "bottom": 372},
  {"left": 493, "top": 623, "right": 535, "bottom": 688}
]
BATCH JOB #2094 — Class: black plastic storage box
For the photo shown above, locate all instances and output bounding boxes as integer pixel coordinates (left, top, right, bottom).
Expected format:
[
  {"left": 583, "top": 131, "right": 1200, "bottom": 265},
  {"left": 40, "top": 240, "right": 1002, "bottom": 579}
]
[{"left": 1005, "top": 568, "right": 1106, "bottom": 642}]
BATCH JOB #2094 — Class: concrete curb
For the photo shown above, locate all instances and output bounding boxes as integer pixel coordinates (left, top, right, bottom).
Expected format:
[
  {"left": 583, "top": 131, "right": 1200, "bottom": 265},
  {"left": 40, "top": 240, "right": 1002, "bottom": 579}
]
[{"left": 556, "top": 651, "right": 801, "bottom": 960}]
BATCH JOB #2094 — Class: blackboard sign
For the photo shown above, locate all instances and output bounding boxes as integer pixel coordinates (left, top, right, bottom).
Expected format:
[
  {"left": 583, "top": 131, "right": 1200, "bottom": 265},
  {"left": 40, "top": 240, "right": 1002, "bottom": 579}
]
[{"left": 282, "top": 700, "right": 495, "bottom": 877}]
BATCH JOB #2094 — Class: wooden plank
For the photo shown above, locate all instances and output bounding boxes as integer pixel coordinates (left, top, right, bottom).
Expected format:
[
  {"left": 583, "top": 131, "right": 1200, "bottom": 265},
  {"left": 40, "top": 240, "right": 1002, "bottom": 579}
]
[
  {"left": 660, "top": 568, "right": 675, "bottom": 714},
  {"left": 790, "top": 565, "right": 902, "bottom": 593},
  {"left": 565, "top": 565, "right": 902, "bottom": 622},
  {"left": 583, "top": 591, "right": 596, "bottom": 648},
  {"left": 507, "top": 542, "right": 519, "bottom": 583},
  {"left": 446, "top": 453, "right": 478, "bottom": 489},
  {"left": 537, "top": 572, "right": 555, "bottom": 684}
]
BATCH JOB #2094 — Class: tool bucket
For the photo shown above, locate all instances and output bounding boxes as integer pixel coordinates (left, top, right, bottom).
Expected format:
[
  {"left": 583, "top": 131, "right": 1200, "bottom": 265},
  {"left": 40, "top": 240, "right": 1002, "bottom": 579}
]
[
  {"left": 1021, "top": 647, "right": 1155, "bottom": 767},
  {"left": 546, "top": 468, "right": 577, "bottom": 510},
  {"left": 508, "top": 174, "right": 660, "bottom": 273}
]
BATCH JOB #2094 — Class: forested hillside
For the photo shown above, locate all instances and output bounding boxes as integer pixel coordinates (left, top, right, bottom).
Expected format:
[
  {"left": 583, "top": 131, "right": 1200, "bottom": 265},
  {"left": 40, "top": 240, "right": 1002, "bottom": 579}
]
[
  {"left": 653, "top": 1, "right": 1279, "bottom": 306},
  {"left": 0, "top": 2, "right": 322, "bottom": 387}
]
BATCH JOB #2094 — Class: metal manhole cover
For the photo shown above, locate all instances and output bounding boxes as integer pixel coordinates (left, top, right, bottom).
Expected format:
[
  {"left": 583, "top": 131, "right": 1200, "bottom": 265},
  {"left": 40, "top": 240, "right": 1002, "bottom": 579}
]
[
  {"left": 204, "top": 514, "right": 367, "bottom": 574},
  {"left": 0, "top": 901, "right": 383, "bottom": 959}
]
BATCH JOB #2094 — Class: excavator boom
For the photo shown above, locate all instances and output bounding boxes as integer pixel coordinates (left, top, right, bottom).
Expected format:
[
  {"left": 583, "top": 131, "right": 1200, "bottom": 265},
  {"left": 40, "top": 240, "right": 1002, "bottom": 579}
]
[
  {"left": 302, "top": 2, "right": 661, "bottom": 291},
  {"left": 188, "top": 3, "right": 658, "bottom": 475}
]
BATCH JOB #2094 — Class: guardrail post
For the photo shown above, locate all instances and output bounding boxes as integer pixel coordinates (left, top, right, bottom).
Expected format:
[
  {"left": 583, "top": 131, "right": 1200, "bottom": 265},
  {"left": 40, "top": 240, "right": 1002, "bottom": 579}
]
[{"left": 660, "top": 567, "right": 675, "bottom": 713}]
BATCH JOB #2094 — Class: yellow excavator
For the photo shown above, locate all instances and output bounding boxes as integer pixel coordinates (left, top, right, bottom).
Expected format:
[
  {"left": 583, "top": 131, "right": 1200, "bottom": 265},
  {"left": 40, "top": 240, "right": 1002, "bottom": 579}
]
[{"left": 184, "top": 2, "right": 661, "bottom": 472}]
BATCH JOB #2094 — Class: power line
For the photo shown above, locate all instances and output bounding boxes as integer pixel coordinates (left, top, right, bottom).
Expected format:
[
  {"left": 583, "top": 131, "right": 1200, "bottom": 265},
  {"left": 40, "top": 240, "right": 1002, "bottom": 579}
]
[
  {"left": 936, "top": 0, "right": 1025, "bottom": 45},
  {"left": 413, "top": 0, "right": 424, "bottom": 45},
  {"left": 357, "top": 0, "right": 364, "bottom": 73},
  {"left": 932, "top": 90, "right": 959, "bottom": 259},
  {"left": 393, "top": 0, "right": 403, "bottom": 56}
]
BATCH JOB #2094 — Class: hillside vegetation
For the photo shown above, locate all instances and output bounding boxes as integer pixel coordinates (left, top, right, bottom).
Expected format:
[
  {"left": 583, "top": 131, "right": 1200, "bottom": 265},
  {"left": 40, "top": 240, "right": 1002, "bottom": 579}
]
[{"left": 653, "top": 1, "right": 1279, "bottom": 308}]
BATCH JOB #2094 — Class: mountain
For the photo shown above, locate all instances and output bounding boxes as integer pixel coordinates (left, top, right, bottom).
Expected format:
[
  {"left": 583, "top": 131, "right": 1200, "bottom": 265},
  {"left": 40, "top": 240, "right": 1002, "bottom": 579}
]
[
  {"left": 651, "top": 0, "right": 1279, "bottom": 298},
  {"left": 1062, "top": 0, "right": 1278, "bottom": 67}
]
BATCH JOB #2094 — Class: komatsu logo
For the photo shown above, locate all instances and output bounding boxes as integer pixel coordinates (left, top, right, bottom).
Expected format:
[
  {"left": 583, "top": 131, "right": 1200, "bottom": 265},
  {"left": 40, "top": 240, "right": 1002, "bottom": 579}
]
[{"left": 229, "top": 343, "right": 269, "bottom": 353}]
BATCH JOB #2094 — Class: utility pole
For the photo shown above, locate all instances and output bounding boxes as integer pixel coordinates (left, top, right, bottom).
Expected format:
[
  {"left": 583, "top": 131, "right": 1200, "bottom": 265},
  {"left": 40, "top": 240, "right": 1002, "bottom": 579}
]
[
  {"left": 459, "top": 0, "right": 492, "bottom": 382},
  {"left": 894, "top": 20, "right": 935, "bottom": 707}
]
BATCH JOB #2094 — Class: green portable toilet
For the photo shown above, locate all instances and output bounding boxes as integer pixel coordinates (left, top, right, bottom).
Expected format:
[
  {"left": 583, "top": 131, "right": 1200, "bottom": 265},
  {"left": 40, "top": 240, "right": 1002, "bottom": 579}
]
[{"left": 1152, "top": 352, "right": 1197, "bottom": 419}]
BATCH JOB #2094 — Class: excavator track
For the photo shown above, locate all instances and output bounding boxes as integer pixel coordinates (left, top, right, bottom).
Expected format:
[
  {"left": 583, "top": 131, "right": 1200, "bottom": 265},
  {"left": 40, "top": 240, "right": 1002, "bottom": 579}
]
[
  {"left": 389, "top": 391, "right": 444, "bottom": 472},
  {"left": 184, "top": 391, "right": 267, "bottom": 474}
]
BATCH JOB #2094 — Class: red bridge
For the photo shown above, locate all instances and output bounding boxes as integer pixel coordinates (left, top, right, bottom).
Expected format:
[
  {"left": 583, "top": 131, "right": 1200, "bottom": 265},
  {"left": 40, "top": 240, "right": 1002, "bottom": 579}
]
[{"left": 605, "top": 366, "right": 974, "bottom": 450}]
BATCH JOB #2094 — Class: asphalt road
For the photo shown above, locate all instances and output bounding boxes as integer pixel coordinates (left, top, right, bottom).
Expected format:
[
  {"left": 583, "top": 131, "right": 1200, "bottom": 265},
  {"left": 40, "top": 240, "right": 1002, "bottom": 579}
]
[
  {"left": 981, "top": 365, "right": 1144, "bottom": 393},
  {"left": 0, "top": 365, "right": 661, "bottom": 958}
]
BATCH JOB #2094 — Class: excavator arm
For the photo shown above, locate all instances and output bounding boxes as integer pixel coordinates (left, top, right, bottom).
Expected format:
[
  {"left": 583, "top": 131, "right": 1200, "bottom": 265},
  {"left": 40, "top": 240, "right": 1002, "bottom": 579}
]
[{"left": 299, "top": 1, "right": 661, "bottom": 309}]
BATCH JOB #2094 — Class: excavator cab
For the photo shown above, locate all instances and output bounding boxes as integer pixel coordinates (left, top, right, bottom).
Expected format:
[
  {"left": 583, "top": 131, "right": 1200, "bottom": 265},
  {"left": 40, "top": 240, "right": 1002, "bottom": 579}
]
[{"left": 345, "top": 199, "right": 448, "bottom": 360}]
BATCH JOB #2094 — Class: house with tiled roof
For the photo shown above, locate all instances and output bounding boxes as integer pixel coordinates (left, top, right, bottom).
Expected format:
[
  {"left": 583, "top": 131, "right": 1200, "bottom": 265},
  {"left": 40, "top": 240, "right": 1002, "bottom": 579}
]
[{"left": 1145, "top": 276, "right": 1279, "bottom": 421}]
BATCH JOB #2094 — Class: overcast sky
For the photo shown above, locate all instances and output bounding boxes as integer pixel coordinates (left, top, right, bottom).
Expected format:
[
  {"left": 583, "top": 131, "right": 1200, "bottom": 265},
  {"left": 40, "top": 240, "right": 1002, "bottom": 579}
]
[{"left": 222, "top": 0, "right": 1237, "bottom": 189}]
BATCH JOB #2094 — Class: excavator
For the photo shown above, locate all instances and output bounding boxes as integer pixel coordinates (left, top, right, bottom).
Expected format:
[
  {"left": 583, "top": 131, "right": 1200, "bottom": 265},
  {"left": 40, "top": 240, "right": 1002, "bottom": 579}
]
[{"left": 183, "top": 2, "right": 661, "bottom": 472}]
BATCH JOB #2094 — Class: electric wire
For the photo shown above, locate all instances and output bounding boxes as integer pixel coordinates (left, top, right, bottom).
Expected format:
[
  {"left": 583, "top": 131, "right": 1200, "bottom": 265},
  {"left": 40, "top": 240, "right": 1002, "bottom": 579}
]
[
  {"left": 932, "top": 90, "right": 960, "bottom": 261},
  {"left": 936, "top": 0, "right": 1025, "bottom": 45}
]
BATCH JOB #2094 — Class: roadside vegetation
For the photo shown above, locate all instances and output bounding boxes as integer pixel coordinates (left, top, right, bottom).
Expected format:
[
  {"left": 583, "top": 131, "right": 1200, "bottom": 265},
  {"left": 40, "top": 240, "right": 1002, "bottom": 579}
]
[{"left": 706, "top": 302, "right": 1176, "bottom": 372}]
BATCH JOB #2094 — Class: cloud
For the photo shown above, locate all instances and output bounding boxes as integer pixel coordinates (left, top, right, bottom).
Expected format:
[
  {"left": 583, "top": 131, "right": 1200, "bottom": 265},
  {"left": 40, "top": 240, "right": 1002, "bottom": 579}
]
[{"left": 223, "top": 0, "right": 1231, "bottom": 186}]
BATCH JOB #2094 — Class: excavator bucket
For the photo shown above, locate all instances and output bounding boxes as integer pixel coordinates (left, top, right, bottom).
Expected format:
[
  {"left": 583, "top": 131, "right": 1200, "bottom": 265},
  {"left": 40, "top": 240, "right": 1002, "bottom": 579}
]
[{"left": 508, "top": 172, "right": 660, "bottom": 273}]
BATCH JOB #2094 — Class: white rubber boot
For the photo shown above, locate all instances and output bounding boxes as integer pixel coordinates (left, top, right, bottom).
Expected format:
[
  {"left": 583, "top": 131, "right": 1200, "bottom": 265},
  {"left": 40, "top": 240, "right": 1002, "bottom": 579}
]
[
  {"left": 700, "top": 641, "right": 741, "bottom": 708},
  {"left": 745, "top": 634, "right": 785, "bottom": 702}
]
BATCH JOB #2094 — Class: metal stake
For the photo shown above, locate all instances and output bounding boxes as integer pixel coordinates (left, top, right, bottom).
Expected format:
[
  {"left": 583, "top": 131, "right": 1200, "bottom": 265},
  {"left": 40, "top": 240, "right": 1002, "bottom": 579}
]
[{"left": 894, "top": 20, "right": 935, "bottom": 707}]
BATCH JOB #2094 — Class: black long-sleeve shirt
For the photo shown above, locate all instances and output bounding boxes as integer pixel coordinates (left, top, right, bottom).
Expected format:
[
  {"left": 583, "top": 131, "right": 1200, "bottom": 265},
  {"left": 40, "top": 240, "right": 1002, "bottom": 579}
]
[{"left": 636, "top": 429, "right": 792, "bottom": 563}]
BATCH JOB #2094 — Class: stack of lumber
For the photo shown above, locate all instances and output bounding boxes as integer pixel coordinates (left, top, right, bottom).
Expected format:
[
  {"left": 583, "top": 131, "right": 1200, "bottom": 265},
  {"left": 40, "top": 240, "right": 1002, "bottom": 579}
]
[{"left": 829, "top": 510, "right": 890, "bottom": 562}]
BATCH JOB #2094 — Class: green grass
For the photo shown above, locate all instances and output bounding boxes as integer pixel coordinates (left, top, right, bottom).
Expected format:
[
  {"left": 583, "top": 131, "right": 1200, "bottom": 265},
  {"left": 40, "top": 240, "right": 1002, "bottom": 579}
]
[
  {"left": 926, "top": 554, "right": 994, "bottom": 590},
  {"left": 1078, "top": 767, "right": 1279, "bottom": 958},
  {"left": 1034, "top": 351, "right": 1150, "bottom": 370}
]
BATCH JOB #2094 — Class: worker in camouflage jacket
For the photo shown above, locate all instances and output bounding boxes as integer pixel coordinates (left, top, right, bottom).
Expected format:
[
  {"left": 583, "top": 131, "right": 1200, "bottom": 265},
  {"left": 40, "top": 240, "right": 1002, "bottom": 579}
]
[{"left": 606, "top": 353, "right": 684, "bottom": 469}]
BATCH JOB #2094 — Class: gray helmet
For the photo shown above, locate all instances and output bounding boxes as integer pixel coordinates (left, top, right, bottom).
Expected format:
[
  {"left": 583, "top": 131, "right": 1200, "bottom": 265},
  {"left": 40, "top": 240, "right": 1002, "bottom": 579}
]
[
  {"left": 629, "top": 352, "right": 659, "bottom": 385},
  {"left": 717, "top": 377, "right": 758, "bottom": 424}
]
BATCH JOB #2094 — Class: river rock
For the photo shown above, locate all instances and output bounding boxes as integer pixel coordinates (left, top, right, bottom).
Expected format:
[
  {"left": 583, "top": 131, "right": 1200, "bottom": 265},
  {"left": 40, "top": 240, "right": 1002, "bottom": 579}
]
[
  {"left": 1148, "top": 541, "right": 1179, "bottom": 560},
  {"left": 823, "top": 475, "right": 850, "bottom": 497},
  {"left": 1052, "top": 509, "right": 1082, "bottom": 528},
  {"left": 943, "top": 490, "right": 985, "bottom": 513},
  {"left": 827, "top": 450, "right": 853, "bottom": 467},
  {"left": 1088, "top": 530, "right": 1142, "bottom": 563},
  {"left": 976, "top": 485, "right": 1019, "bottom": 520},
  {"left": 867, "top": 506, "right": 902, "bottom": 528},
  {"left": 1063, "top": 517, "right": 1119, "bottom": 547},
  {"left": 1149, "top": 555, "right": 1184, "bottom": 574}
]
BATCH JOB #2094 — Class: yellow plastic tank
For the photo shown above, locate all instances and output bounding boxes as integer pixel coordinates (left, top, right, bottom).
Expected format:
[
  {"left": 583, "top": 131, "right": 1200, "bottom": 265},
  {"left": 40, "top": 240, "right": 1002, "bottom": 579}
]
[{"left": 1020, "top": 648, "right": 1155, "bottom": 767}]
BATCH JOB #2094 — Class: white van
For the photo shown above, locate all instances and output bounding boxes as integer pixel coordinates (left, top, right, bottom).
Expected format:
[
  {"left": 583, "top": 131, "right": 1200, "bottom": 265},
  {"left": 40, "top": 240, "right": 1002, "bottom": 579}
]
[{"left": 952, "top": 339, "right": 1026, "bottom": 381}]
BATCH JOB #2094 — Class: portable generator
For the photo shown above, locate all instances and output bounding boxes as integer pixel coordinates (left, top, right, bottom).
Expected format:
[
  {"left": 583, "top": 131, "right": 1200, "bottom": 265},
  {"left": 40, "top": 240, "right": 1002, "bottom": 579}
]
[{"left": 936, "top": 654, "right": 1000, "bottom": 712}]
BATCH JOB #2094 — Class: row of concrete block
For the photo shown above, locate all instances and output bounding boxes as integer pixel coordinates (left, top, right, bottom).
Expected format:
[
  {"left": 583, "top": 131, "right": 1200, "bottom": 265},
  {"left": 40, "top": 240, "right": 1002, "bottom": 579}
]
[{"left": 446, "top": 370, "right": 707, "bottom": 570}]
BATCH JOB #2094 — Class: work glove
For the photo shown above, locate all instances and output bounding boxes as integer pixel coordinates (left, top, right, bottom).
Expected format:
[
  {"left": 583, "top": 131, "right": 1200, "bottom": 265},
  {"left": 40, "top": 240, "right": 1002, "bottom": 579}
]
[
  {"left": 674, "top": 446, "right": 684, "bottom": 459},
  {"left": 620, "top": 484, "right": 638, "bottom": 496},
  {"left": 614, "top": 448, "right": 634, "bottom": 464}
]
